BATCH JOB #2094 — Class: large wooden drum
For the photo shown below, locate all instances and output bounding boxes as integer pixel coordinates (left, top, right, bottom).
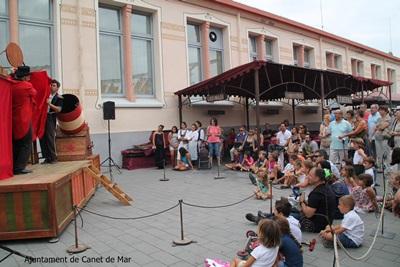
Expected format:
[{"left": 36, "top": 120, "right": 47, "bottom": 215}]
[{"left": 57, "top": 94, "right": 85, "bottom": 134}]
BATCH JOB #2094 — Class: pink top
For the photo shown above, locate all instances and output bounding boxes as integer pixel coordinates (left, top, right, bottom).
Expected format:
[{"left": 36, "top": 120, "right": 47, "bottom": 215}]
[
  {"left": 207, "top": 126, "right": 221, "bottom": 143},
  {"left": 243, "top": 156, "right": 255, "bottom": 167}
]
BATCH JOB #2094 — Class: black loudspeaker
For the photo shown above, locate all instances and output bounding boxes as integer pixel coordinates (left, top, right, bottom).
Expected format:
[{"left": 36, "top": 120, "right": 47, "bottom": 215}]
[{"left": 103, "top": 101, "right": 115, "bottom": 120}]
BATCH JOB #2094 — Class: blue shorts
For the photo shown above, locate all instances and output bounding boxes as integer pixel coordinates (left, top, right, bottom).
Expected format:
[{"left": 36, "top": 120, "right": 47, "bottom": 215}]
[
  {"left": 208, "top": 142, "right": 220, "bottom": 157},
  {"left": 338, "top": 233, "right": 360, "bottom": 248}
]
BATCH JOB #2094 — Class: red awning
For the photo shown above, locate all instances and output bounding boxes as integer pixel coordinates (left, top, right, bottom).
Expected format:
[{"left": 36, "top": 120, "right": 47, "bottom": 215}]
[{"left": 175, "top": 60, "right": 392, "bottom": 101}]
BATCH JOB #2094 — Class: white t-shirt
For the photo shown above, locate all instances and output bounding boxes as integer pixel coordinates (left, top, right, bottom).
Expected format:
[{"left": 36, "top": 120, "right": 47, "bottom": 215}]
[
  {"left": 250, "top": 245, "right": 279, "bottom": 267},
  {"left": 341, "top": 210, "right": 364, "bottom": 246},
  {"left": 353, "top": 150, "right": 363, "bottom": 165},
  {"left": 364, "top": 167, "right": 375, "bottom": 184},
  {"left": 287, "top": 215, "right": 302, "bottom": 243},
  {"left": 277, "top": 130, "right": 292, "bottom": 146}
]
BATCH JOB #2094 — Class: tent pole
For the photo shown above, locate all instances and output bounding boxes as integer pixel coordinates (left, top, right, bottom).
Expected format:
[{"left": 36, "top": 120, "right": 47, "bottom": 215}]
[
  {"left": 361, "top": 82, "right": 364, "bottom": 104},
  {"left": 178, "top": 95, "right": 183, "bottom": 125},
  {"left": 254, "top": 69, "right": 260, "bottom": 149},
  {"left": 292, "top": 99, "right": 295, "bottom": 125},
  {"left": 245, "top": 97, "right": 250, "bottom": 130},
  {"left": 320, "top": 72, "right": 325, "bottom": 121}
]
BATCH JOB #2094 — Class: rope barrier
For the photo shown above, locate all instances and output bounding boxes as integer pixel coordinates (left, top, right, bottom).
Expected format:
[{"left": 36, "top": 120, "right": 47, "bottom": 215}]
[
  {"left": 182, "top": 193, "right": 255, "bottom": 209},
  {"left": 77, "top": 202, "right": 179, "bottom": 220},
  {"left": 333, "top": 181, "right": 388, "bottom": 261}
]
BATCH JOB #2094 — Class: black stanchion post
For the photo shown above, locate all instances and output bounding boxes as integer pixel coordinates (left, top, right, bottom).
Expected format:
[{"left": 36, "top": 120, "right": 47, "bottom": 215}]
[
  {"left": 372, "top": 154, "right": 396, "bottom": 239},
  {"left": 214, "top": 159, "right": 225, "bottom": 179},
  {"left": 173, "top": 200, "right": 193, "bottom": 246},
  {"left": 269, "top": 180, "right": 273, "bottom": 214},
  {"left": 67, "top": 206, "right": 89, "bottom": 254},
  {"left": 159, "top": 159, "right": 169, "bottom": 181}
]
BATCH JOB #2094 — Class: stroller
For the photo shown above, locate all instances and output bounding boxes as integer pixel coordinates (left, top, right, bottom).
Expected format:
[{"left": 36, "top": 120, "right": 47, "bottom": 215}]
[{"left": 198, "top": 144, "right": 211, "bottom": 169}]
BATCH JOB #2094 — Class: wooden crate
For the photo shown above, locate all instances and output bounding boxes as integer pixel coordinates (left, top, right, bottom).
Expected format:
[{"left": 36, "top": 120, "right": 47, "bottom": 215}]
[
  {"left": 56, "top": 125, "right": 93, "bottom": 161},
  {"left": 0, "top": 161, "right": 96, "bottom": 240}
]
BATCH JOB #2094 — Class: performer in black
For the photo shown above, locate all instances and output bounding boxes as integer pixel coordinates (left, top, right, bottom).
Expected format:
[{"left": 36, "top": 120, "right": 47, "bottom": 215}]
[
  {"left": 152, "top": 124, "right": 166, "bottom": 169},
  {"left": 40, "top": 79, "right": 63, "bottom": 164}
]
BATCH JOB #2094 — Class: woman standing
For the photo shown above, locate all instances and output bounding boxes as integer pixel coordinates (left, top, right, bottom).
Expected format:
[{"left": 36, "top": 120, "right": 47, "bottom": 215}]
[
  {"left": 390, "top": 109, "right": 400, "bottom": 148},
  {"left": 207, "top": 118, "right": 222, "bottom": 166},
  {"left": 188, "top": 123, "right": 199, "bottom": 163},
  {"left": 177, "top": 122, "right": 190, "bottom": 152},
  {"left": 374, "top": 106, "right": 392, "bottom": 171},
  {"left": 319, "top": 114, "right": 331, "bottom": 155},
  {"left": 168, "top": 126, "right": 179, "bottom": 168},
  {"left": 152, "top": 125, "right": 166, "bottom": 169}
]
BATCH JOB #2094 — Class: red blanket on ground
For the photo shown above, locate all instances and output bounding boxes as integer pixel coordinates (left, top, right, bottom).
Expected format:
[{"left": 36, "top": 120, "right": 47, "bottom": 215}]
[
  {"left": 0, "top": 77, "right": 13, "bottom": 179},
  {"left": 30, "top": 71, "right": 51, "bottom": 140}
]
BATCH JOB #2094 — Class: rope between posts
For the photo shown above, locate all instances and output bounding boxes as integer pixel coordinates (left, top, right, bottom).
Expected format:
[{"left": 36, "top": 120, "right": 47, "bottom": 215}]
[
  {"left": 182, "top": 193, "right": 255, "bottom": 209},
  {"left": 76, "top": 202, "right": 179, "bottom": 220},
  {"left": 333, "top": 180, "right": 389, "bottom": 263}
]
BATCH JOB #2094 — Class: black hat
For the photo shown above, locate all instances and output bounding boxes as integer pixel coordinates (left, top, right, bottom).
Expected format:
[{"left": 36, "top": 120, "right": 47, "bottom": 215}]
[{"left": 14, "top": 65, "right": 31, "bottom": 79}]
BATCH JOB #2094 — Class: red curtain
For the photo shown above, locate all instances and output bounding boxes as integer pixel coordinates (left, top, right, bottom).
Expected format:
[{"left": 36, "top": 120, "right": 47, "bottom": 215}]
[
  {"left": 0, "top": 77, "right": 13, "bottom": 180},
  {"left": 30, "top": 71, "right": 51, "bottom": 140}
]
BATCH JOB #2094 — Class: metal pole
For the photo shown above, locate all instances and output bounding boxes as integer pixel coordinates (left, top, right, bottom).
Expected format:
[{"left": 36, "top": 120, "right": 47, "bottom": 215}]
[
  {"left": 245, "top": 97, "right": 250, "bottom": 131},
  {"left": 66, "top": 206, "right": 89, "bottom": 253},
  {"left": 108, "top": 119, "right": 113, "bottom": 180},
  {"left": 269, "top": 180, "right": 273, "bottom": 214},
  {"left": 178, "top": 95, "right": 183, "bottom": 126},
  {"left": 320, "top": 72, "right": 325, "bottom": 121},
  {"left": 291, "top": 99, "right": 296, "bottom": 125},
  {"left": 173, "top": 200, "right": 193, "bottom": 245},
  {"left": 388, "top": 85, "right": 393, "bottom": 109},
  {"left": 361, "top": 82, "right": 364, "bottom": 104},
  {"left": 254, "top": 69, "right": 260, "bottom": 149}
]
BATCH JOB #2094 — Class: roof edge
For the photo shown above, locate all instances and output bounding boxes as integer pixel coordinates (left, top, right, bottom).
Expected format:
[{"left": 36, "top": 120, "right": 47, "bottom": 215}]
[{"left": 213, "top": 0, "right": 400, "bottom": 63}]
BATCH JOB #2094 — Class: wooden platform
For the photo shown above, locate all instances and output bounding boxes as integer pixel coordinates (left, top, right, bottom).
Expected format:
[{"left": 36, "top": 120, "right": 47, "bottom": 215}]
[{"left": 0, "top": 159, "right": 99, "bottom": 241}]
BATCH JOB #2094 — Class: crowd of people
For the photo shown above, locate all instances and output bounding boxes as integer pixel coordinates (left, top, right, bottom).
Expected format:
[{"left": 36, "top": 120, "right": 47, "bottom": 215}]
[{"left": 152, "top": 105, "right": 400, "bottom": 267}]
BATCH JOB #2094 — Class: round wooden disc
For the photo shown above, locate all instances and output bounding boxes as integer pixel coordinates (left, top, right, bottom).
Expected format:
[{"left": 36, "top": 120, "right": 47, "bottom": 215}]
[{"left": 6, "top": 42, "right": 24, "bottom": 67}]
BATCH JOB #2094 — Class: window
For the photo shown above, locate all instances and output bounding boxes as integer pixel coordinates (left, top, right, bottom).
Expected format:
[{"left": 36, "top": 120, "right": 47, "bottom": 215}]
[
  {"left": 0, "top": 0, "right": 7, "bottom": 62},
  {"left": 99, "top": 6, "right": 123, "bottom": 96},
  {"left": 265, "top": 39, "right": 274, "bottom": 62},
  {"left": 187, "top": 23, "right": 202, "bottom": 85},
  {"left": 304, "top": 48, "right": 311, "bottom": 68},
  {"left": 388, "top": 68, "right": 397, "bottom": 92},
  {"left": 18, "top": 0, "right": 53, "bottom": 75},
  {"left": 371, "top": 64, "right": 382, "bottom": 79},
  {"left": 209, "top": 27, "right": 223, "bottom": 77},
  {"left": 293, "top": 45, "right": 299, "bottom": 66},
  {"left": 131, "top": 12, "right": 154, "bottom": 97},
  {"left": 326, "top": 52, "right": 342, "bottom": 70},
  {"left": 351, "top": 59, "right": 364, "bottom": 76},
  {"left": 249, "top": 36, "right": 257, "bottom": 61}
]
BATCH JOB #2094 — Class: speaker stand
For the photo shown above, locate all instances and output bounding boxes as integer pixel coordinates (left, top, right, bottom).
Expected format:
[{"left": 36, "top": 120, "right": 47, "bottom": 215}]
[{"left": 100, "top": 119, "right": 121, "bottom": 181}]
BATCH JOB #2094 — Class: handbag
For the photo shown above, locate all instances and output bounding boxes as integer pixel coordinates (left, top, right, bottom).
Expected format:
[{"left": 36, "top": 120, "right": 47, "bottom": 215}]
[{"left": 388, "top": 136, "right": 395, "bottom": 148}]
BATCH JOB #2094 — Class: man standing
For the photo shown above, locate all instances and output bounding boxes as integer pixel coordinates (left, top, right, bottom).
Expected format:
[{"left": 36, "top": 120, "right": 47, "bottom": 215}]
[
  {"left": 40, "top": 79, "right": 63, "bottom": 164},
  {"left": 328, "top": 110, "right": 352, "bottom": 166},
  {"left": 367, "top": 104, "right": 381, "bottom": 161},
  {"left": 276, "top": 122, "right": 291, "bottom": 168},
  {"left": 11, "top": 66, "right": 37, "bottom": 174}
]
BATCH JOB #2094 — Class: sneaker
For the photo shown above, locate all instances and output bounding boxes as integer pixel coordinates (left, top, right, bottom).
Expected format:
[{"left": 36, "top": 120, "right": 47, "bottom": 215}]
[
  {"left": 257, "top": 211, "right": 274, "bottom": 219},
  {"left": 245, "top": 213, "right": 259, "bottom": 224}
]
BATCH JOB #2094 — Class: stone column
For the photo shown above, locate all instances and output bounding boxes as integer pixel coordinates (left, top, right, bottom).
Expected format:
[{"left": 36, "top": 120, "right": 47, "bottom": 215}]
[
  {"left": 256, "top": 35, "right": 265, "bottom": 60},
  {"left": 298, "top": 45, "right": 305, "bottom": 67},
  {"left": 201, "top": 21, "right": 210, "bottom": 79},
  {"left": 9, "top": 0, "right": 18, "bottom": 43},
  {"left": 122, "top": 5, "right": 134, "bottom": 101}
]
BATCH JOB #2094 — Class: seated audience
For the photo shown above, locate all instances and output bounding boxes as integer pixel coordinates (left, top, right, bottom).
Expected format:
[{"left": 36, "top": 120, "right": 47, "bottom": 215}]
[
  {"left": 348, "top": 174, "right": 378, "bottom": 213},
  {"left": 320, "top": 195, "right": 364, "bottom": 248},
  {"left": 275, "top": 216, "right": 303, "bottom": 267},
  {"left": 297, "top": 167, "right": 336, "bottom": 233},
  {"left": 231, "top": 219, "right": 280, "bottom": 267},
  {"left": 363, "top": 157, "right": 377, "bottom": 186},
  {"left": 254, "top": 171, "right": 271, "bottom": 200}
]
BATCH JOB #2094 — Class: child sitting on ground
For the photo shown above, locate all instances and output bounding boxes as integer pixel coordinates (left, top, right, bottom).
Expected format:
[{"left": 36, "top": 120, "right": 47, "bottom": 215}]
[
  {"left": 266, "top": 152, "right": 279, "bottom": 181},
  {"left": 342, "top": 165, "right": 356, "bottom": 193},
  {"left": 348, "top": 174, "right": 378, "bottom": 213},
  {"left": 280, "top": 159, "right": 302, "bottom": 189},
  {"left": 239, "top": 151, "right": 255, "bottom": 172},
  {"left": 386, "top": 172, "right": 400, "bottom": 217},
  {"left": 320, "top": 195, "right": 364, "bottom": 248},
  {"left": 363, "top": 157, "right": 377, "bottom": 186},
  {"left": 248, "top": 151, "right": 268, "bottom": 185},
  {"left": 351, "top": 138, "right": 367, "bottom": 176},
  {"left": 254, "top": 171, "right": 272, "bottom": 200},
  {"left": 173, "top": 147, "right": 193, "bottom": 171},
  {"left": 225, "top": 149, "right": 242, "bottom": 170},
  {"left": 275, "top": 216, "right": 303, "bottom": 267},
  {"left": 293, "top": 160, "right": 315, "bottom": 199},
  {"left": 231, "top": 219, "right": 280, "bottom": 267}
]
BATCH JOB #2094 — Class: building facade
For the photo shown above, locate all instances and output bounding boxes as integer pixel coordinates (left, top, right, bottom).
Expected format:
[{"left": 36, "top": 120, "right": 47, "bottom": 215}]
[{"left": 1, "top": 0, "right": 399, "bottom": 162}]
